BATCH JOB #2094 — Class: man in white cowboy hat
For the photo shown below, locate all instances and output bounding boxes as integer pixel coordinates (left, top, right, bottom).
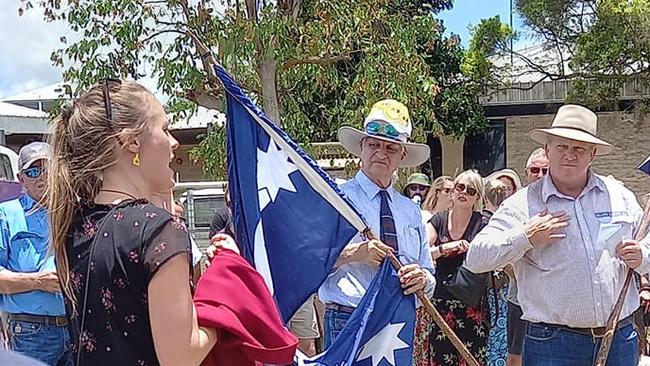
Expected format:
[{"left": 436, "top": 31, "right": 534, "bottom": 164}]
[
  {"left": 318, "top": 99, "right": 436, "bottom": 347},
  {"left": 465, "top": 104, "right": 650, "bottom": 365}
]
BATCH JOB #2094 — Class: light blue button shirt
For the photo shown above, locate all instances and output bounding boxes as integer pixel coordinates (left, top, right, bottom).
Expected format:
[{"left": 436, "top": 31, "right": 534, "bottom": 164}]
[
  {"left": 318, "top": 171, "right": 436, "bottom": 307},
  {"left": 0, "top": 194, "right": 65, "bottom": 316}
]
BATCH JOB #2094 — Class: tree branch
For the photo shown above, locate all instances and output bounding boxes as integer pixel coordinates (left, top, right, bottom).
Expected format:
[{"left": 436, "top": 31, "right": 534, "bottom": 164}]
[
  {"left": 283, "top": 50, "right": 363, "bottom": 70},
  {"left": 140, "top": 29, "right": 186, "bottom": 44}
]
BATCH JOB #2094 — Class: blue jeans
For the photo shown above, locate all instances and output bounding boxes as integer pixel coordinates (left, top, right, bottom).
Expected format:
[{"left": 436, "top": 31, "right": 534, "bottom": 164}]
[
  {"left": 9, "top": 319, "right": 73, "bottom": 366},
  {"left": 523, "top": 322, "right": 639, "bottom": 366},
  {"left": 323, "top": 308, "right": 352, "bottom": 348}
]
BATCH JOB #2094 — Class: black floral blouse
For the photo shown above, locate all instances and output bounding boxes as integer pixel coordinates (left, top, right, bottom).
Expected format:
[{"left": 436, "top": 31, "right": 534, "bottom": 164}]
[{"left": 65, "top": 199, "right": 192, "bottom": 366}]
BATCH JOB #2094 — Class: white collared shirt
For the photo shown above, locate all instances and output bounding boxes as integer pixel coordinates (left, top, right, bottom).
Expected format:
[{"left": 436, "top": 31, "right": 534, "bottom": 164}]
[{"left": 466, "top": 171, "right": 650, "bottom": 328}]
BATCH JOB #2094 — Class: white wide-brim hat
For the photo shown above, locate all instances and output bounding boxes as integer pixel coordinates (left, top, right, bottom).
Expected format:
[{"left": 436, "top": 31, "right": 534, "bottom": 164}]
[
  {"left": 529, "top": 104, "right": 613, "bottom": 155},
  {"left": 338, "top": 99, "right": 430, "bottom": 167},
  {"left": 486, "top": 168, "right": 522, "bottom": 191}
]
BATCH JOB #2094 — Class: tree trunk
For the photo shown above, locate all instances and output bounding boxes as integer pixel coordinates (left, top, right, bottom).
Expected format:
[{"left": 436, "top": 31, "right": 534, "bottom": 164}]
[{"left": 257, "top": 55, "right": 281, "bottom": 125}]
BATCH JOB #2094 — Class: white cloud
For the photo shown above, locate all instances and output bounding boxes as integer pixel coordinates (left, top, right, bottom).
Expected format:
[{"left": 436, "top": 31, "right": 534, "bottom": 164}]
[{"left": 0, "top": 7, "right": 71, "bottom": 99}]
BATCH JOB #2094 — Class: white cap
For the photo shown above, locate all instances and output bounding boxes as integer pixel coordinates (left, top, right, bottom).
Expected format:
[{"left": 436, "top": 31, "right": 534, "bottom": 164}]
[{"left": 18, "top": 142, "right": 51, "bottom": 171}]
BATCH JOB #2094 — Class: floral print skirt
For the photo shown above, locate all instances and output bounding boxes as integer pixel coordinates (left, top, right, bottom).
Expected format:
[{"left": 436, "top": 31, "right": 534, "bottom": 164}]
[{"left": 413, "top": 297, "right": 487, "bottom": 366}]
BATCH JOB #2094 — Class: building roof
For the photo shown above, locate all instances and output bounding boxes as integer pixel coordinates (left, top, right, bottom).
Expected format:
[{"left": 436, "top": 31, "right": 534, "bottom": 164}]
[
  {"left": 1, "top": 82, "right": 69, "bottom": 103},
  {"left": 0, "top": 102, "right": 47, "bottom": 118},
  {"left": 170, "top": 106, "right": 226, "bottom": 130},
  {"left": 490, "top": 43, "right": 572, "bottom": 84}
]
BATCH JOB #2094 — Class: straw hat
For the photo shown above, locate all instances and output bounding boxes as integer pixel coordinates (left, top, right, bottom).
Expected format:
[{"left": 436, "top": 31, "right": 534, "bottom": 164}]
[
  {"left": 338, "top": 99, "right": 430, "bottom": 167},
  {"left": 486, "top": 168, "right": 522, "bottom": 191},
  {"left": 529, "top": 104, "right": 613, "bottom": 155}
]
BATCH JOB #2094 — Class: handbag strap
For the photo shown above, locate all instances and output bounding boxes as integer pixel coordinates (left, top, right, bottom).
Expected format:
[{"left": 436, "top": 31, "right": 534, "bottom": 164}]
[{"left": 75, "top": 204, "right": 122, "bottom": 366}]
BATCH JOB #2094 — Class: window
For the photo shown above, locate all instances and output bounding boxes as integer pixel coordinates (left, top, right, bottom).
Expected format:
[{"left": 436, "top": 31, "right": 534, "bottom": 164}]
[
  {"left": 0, "top": 154, "right": 13, "bottom": 181},
  {"left": 463, "top": 119, "right": 506, "bottom": 176}
]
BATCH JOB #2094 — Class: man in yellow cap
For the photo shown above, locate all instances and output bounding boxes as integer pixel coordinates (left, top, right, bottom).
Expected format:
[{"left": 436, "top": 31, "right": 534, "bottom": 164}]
[{"left": 319, "top": 99, "right": 436, "bottom": 347}]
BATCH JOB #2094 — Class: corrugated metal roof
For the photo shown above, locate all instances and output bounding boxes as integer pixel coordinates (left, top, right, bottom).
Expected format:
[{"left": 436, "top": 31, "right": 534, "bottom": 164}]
[
  {"left": 1, "top": 82, "right": 68, "bottom": 102},
  {"left": 0, "top": 102, "right": 47, "bottom": 118}
]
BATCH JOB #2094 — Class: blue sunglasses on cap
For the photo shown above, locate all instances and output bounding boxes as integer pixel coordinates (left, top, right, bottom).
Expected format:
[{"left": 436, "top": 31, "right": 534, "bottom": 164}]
[{"left": 365, "top": 121, "right": 401, "bottom": 141}]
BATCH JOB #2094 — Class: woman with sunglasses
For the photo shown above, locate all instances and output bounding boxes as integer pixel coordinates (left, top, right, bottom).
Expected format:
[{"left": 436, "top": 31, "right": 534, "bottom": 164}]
[
  {"left": 46, "top": 80, "right": 224, "bottom": 366},
  {"left": 413, "top": 170, "right": 488, "bottom": 366},
  {"left": 421, "top": 176, "right": 453, "bottom": 226}
]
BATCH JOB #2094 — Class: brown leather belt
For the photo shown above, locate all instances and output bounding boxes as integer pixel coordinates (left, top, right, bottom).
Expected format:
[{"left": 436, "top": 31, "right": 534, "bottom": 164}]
[
  {"left": 324, "top": 303, "right": 356, "bottom": 314},
  {"left": 8, "top": 313, "right": 68, "bottom": 327},
  {"left": 536, "top": 315, "right": 634, "bottom": 338}
]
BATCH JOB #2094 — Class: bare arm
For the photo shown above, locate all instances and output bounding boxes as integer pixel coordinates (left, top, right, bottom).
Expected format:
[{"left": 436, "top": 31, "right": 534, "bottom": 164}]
[
  {"left": 426, "top": 223, "right": 443, "bottom": 260},
  {"left": 0, "top": 270, "right": 60, "bottom": 294},
  {"left": 148, "top": 254, "right": 217, "bottom": 366}
]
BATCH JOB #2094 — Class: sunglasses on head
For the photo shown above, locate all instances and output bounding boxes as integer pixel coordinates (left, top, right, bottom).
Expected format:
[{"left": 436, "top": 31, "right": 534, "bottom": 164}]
[
  {"left": 528, "top": 167, "right": 548, "bottom": 175},
  {"left": 365, "top": 121, "right": 400, "bottom": 140},
  {"left": 454, "top": 183, "right": 478, "bottom": 197},
  {"left": 102, "top": 78, "right": 121, "bottom": 123},
  {"left": 23, "top": 166, "right": 45, "bottom": 179}
]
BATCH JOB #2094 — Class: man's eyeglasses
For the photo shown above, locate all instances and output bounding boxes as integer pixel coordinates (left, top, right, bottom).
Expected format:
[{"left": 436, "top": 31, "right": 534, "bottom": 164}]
[
  {"left": 365, "top": 121, "right": 400, "bottom": 140},
  {"left": 454, "top": 183, "right": 478, "bottom": 197},
  {"left": 102, "top": 78, "right": 121, "bottom": 122},
  {"left": 23, "top": 166, "right": 45, "bottom": 179},
  {"left": 528, "top": 167, "right": 548, "bottom": 175}
]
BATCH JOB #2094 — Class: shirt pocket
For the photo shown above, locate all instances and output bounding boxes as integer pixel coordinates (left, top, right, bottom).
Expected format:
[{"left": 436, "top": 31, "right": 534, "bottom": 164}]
[
  {"left": 597, "top": 216, "right": 635, "bottom": 255},
  {"left": 399, "top": 225, "right": 422, "bottom": 264}
]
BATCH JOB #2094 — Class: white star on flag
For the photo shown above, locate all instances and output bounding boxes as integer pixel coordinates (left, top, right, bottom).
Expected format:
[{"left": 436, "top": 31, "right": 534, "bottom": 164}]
[
  {"left": 356, "top": 322, "right": 409, "bottom": 366},
  {"left": 257, "top": 139, "right": 298, "bottom": 212},
  {"left": 253, "top": 139, "right": 299, "bottom": 295}
]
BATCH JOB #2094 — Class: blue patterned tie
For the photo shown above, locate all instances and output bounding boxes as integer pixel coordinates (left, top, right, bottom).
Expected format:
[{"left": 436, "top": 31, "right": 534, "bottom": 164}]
[{"left": 379, "top": 190, "right": 398, "bottom": 250}]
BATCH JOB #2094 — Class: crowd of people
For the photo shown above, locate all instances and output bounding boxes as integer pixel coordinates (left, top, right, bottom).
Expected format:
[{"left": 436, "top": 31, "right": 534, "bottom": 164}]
[{"left": 0, "top": 79, "right": 649, "bottom": 366}]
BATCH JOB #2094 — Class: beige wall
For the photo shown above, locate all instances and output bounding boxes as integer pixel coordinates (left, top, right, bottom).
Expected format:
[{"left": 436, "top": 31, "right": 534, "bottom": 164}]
[
  {"left": 172, "top": 145, "right": 206, "bottom": 182},
  {"left": 506, "top": 112, "right": 650, "bottom": 198}
]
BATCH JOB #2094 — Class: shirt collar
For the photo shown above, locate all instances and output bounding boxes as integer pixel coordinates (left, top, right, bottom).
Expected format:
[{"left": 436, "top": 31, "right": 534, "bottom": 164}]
[
  {"left": 19, "top": 193, "right": 38, "bottom": 212},
  {"left": 354, "top": 170, "right": 395, "bottom": 202},
  {"left": 541, "top": 170, "right": 605, "bottom": 202}
]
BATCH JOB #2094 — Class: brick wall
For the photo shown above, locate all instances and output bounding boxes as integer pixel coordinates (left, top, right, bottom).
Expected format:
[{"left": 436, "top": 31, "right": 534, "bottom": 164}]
[{"left": 506, "top": 112, "right": 650, "bottom": 198}]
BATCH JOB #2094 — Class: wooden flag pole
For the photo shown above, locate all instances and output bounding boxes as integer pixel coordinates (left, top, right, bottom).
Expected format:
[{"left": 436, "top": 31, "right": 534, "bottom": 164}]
[
  {"left": 363, "top": 229, "right": 480, "bottom": 366},
  {"left": 595, "top": 199, "right": 650, "bottom": 366}
]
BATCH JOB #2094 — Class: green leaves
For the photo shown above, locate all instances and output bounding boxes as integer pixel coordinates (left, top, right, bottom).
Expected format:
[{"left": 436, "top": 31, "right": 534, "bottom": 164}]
[
  {"left": 32, "top": 0, "right": 488, "bottom": 179},
  {"left": 515, "top": 0, "right": 650, "bottom": 109}
]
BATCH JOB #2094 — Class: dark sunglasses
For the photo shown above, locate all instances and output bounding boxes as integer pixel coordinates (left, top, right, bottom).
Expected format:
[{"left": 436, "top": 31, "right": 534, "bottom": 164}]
[
  {"left": 454, "top": 183, "right": 478, "bottom": 197},
  {"left": 438, "top": 187, "right": 451, "bottom": 194},
  {"left": 102, "top": 78, "right": 121, "bottom": 122},
  {"left": 365, "top": 121, "right": 400, "bottom": 140},
  {"left": 408, "top": 184, "right": 429, "bottom": 192},
  {"left": 23, "top": 166, "right": 45, "bottom": 179},
  {"left": 528, "top": 167, "right": 548, "bottom": 175}
]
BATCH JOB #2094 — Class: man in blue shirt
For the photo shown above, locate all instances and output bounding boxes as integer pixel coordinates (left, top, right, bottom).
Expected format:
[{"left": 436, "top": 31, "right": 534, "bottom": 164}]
[
  {"left": 0, "top": 142, "right": 71, "bottom": 366},
  {"left": 319, "top": 100, "right": 436, "bottom": 347}
]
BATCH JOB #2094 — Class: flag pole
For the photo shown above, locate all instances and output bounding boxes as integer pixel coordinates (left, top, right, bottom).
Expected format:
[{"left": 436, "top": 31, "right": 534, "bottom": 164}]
[
  {"left": 364, "top": 229, "right": 481, "bottom": 366},
  {"left": 594, "top": 199, "right": 650, "bottom": 366}
]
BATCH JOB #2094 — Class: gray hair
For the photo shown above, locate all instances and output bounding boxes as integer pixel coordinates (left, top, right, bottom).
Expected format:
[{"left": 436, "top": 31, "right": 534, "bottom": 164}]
[{"left": 526, "top": 148, "right": 547, "bottom": 169}]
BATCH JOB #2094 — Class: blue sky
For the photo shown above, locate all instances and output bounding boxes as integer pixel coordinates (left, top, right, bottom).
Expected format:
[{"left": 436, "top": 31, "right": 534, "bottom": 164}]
[{"left": 438, "top": 0, "right": 528, "bottom": 47}]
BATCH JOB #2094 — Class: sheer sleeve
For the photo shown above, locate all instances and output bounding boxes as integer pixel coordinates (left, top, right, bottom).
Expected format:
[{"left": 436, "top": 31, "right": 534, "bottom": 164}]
[{"left": 143, "top": 215, "right": 192, "bottom": 282}]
